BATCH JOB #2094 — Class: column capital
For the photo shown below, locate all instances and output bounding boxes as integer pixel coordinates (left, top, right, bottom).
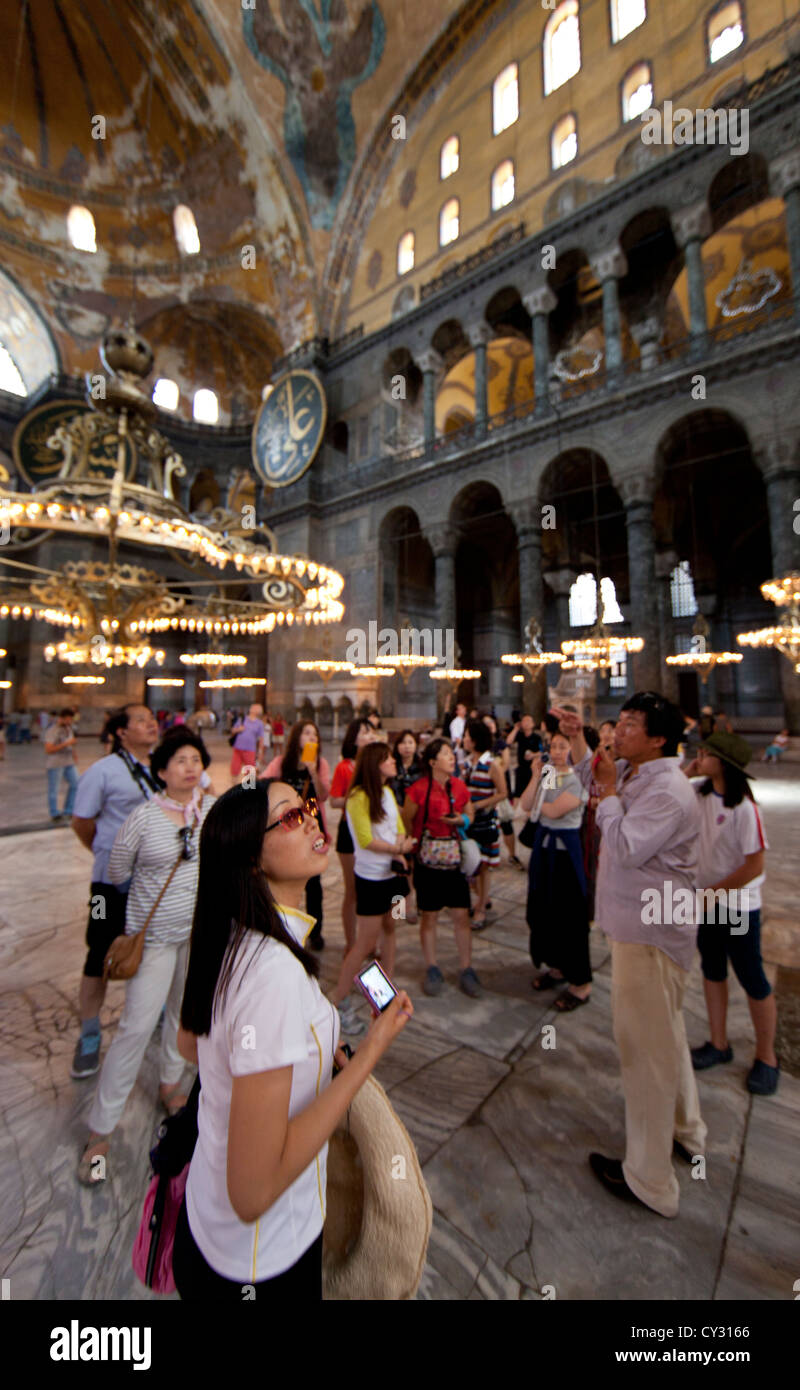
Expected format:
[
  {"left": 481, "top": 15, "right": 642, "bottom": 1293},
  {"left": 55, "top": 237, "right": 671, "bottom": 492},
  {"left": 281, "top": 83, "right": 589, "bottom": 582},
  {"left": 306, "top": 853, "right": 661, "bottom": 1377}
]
[
  {"left": 424, "top": 523, "right": 457, "bottom": 557},
  {"left": 513, "top": 498, "right": 542, "bottom": 532},
  {"left": 522, "top": 283, "right": 557, "bottom": 317},
  {"left": 618, "top": 473, "right": 655, "bottom": 508},
  {"left": 589, "top": 245, "right": 628, "bottom": 283},
  {"left": 671, "top": 201, "right": 711, "bottom": 248},
  {"left": 769, "top": 148, "right": 800, "bottom": 199},
  {"left": 417, "top": 348, "right": 443, "bottom": 375},
  {"left": 753, "top": 435, "right": 800, "bottom": 480},
  {"left": 465, "top": 321, "right": 492, "bottom": 349},
  {"left": 543, "top": 566, "right": 578, "bottom": 597}
]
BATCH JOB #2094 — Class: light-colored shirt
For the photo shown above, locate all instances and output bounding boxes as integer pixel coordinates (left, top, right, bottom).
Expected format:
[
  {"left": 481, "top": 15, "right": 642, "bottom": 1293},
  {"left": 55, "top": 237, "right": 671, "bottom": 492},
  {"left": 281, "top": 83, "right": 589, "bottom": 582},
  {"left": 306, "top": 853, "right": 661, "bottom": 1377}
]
[
  {"left": 539, "top": 770, "right": 588, "bottom": 848},
  {"left": 694, "top": 784, "right": 767, "bottom": 911},
  {"left": 448, "top": 715, "right": 466, "bottom": 744},
  {"left": 73, "top": 752, "right": 156, "bottom": 883},
  {"left": 346, "top": 785, "right": 403, "bottom": 881},
  {"left": 44, "top": 723, "right": 75, "bottom": 766},
  {"left": 575, "top": 753, "right": 701, "bottom": 971},
  {"left": 186, "top": 906, "right": 339, "bottom": 1282},
  {"left": 108, "top": 794, "right": 214, "bottom": 944}
]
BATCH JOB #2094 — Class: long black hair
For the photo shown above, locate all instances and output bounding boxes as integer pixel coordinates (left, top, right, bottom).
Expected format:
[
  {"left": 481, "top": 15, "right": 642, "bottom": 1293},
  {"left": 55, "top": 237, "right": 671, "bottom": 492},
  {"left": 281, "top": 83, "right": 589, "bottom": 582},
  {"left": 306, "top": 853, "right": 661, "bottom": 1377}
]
[
  {"left": 341, "top": 717, "right": 371, "bottom": 760},
  {"left": 697, "top": 762, "right": 755, "bottom": 809},
  {"left": 180, "top": 780, "right": 319, "bottom": 1037}
]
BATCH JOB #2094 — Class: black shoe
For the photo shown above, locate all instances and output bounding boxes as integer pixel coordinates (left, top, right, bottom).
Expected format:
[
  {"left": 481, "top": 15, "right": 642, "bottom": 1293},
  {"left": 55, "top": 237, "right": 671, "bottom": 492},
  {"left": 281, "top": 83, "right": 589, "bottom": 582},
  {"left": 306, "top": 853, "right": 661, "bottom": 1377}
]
[
  {"left": 691, "top": 1040, "right": 733, "bottom": 1071},
  {"left": 308, "top": 930, "right": 325, "bottom": 952},
  {"left": 746, "top": 1058, "right": 780, "bottom": 1096},
  {"left": 588, "top": 1153, "right": 646, "bottom": 1207}
]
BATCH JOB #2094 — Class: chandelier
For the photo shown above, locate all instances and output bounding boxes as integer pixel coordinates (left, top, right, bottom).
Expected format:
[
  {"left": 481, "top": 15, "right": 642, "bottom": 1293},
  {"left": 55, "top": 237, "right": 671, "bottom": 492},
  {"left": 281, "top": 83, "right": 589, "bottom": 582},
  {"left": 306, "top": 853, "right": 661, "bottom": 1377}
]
[
  {"left": 737, "top": 573, "right": 800, "bottom": 673},
  {"left": 430, "top": 667, "right": 481, "bottom": 683},
  {"left": 198, "top": 677, "right": 267, "bottom": 689},
  {"left": 665, "top": 614, "right": 742, "bottom": 684},
  {"left": 351, "top": 666, "right": 395, "bottom": 678},
  {"left": 502, "top": 618, "right": 565, "bottom": 676},
  {"left": 179, "top": 653, "right": 247, "bottom": 667},
  {"left": 297, "top": 659, "right": 355, "bottom": 682},
  {"left": 561, "top": 620, "right": 644, "bottom": 671},
  {"left": 0, "top": 324, "right": 345, "bottom": 668}
]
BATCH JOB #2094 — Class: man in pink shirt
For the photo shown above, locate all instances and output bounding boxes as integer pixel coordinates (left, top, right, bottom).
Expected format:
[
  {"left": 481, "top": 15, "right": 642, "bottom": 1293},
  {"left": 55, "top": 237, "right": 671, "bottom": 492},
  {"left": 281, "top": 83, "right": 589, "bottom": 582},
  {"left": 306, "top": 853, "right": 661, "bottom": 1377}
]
[{"left": 555, "top": 692, "right": 706, "bottom": 1219}]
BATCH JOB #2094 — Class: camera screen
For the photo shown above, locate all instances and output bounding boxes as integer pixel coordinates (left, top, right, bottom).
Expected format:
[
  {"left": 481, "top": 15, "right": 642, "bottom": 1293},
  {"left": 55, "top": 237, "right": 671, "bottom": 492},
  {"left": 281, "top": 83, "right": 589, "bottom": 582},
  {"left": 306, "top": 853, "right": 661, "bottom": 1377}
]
[{"left": 359, "top": 962, "right": 397, "bottom": 1012}]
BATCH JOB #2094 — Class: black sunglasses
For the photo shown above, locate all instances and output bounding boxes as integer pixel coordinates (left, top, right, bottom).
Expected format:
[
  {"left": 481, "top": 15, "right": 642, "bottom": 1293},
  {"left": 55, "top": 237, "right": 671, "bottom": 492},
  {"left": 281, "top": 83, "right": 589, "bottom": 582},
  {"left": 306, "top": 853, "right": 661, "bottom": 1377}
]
[{"left": 178, "top": 825, "right": 196, "bottom": 861}]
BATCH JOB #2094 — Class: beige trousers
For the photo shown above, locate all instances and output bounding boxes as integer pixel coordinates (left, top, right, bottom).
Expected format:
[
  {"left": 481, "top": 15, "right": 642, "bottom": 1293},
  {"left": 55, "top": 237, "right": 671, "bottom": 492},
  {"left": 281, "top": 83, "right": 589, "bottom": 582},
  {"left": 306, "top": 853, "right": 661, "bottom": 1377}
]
[{"left": 611, "top": 939, "right": 706, "bottom": 1218}]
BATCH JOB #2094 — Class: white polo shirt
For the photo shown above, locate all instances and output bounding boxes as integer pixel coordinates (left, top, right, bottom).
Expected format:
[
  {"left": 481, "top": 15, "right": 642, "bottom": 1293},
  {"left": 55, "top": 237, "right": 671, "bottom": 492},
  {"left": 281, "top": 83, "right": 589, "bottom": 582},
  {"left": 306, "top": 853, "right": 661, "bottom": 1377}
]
[
  {"left": 694, "top": 785, "right": 768, "bottom": 910},
  {"left": 186, "top": 906, "right": 340, "bottom": 1282}
]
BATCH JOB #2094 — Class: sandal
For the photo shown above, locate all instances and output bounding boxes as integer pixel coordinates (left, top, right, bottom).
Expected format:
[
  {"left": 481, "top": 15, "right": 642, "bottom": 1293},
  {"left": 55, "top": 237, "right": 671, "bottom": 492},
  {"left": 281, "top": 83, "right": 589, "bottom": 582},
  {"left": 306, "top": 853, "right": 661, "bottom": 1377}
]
[
  {"left": 555, "top": 989, "right": 591, "bottom": 1012},
  {"left": 532, "top": 971, "right": 565, "bottom": 991},
  {"left": 77, "top": 1134, "right": 110, "bottom": 1186},
  {"left": 159, "top": 1083, "right": 189, "bottom": 1117},
  {"left": 471, "top": 916, "right": 488, "bottom": 932}
]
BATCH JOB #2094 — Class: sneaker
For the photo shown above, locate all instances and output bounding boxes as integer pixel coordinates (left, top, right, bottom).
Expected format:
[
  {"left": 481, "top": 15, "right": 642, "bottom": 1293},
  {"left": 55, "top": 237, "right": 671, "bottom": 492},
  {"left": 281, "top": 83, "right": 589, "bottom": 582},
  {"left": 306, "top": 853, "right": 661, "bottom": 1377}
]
[
  {"left": 459, "top": 967, "right": 483, "bottom": 998},
  {"left": 691, "top": 1040, "right": 733, "bottom": 1071},
  {"left": 423, "top": 965, "right": 445, "bottom": 997},
  {"left": 746, "top": 1058, "right": 780, "bottom": 1096},
  {"left": 70, "top": 1031, "right": 101, "bottom": 1079},
  {"left": 337, "top": 1002, "right": 366, "bottom": 1038}
]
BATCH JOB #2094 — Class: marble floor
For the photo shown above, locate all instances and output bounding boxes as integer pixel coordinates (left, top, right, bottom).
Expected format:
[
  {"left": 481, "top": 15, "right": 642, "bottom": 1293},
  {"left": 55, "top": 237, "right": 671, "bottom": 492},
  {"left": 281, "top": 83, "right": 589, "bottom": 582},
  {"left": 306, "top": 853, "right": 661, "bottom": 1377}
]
[{"left": 0, "top": 734, "right": 798, "bottom": 1301}]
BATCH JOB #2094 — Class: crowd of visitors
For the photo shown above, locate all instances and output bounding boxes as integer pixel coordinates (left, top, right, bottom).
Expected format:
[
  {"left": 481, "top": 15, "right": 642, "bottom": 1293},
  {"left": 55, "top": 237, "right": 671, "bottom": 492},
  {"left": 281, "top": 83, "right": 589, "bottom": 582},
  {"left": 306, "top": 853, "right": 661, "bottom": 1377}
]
[{"left": 44, "top": 681, "right": 783, "bottom": 1298}]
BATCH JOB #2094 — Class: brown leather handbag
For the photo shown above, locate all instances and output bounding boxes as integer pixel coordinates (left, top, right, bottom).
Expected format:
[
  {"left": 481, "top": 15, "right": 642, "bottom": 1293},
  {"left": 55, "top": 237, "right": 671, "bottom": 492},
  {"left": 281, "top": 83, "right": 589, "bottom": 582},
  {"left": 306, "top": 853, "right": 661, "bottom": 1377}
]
[{"left": 103, "top": 851, "right": 185, "bottom": 982}]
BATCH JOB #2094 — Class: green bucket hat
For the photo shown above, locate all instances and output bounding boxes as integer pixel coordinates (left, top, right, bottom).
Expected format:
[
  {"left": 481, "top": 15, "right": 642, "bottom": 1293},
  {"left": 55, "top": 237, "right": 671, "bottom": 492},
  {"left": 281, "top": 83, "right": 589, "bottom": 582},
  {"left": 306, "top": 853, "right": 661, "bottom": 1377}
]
[{"left": 700, "top": 731, "right": 755, "bottom": 778}]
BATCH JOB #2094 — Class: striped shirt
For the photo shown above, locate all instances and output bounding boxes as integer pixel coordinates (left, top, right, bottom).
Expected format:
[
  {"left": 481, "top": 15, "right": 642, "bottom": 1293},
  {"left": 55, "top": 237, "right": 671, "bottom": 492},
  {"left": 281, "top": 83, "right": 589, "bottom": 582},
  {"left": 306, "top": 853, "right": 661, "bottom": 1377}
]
[{"left": 108, "top": 794, "right": 214, "bottom": 944}]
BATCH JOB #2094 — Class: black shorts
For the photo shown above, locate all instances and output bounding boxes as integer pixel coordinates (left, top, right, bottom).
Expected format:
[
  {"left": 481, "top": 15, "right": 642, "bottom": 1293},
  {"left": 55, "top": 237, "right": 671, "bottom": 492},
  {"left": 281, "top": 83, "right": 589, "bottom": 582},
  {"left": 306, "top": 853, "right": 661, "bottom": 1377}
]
[
  {"left": 414, "top": 863, "right": 471, "bottom": 913},
  {"left": 83, "top": 880, "right": 128, "bottom": 978},
  {"left": 336, "top": 818, "right": 354, "bottom": 854},
  {"left": 697, "top": 908, "right": 771, "bottom": 1000},
  {"left": 354, "top": 874, "right": 409, "bottom": 918}
]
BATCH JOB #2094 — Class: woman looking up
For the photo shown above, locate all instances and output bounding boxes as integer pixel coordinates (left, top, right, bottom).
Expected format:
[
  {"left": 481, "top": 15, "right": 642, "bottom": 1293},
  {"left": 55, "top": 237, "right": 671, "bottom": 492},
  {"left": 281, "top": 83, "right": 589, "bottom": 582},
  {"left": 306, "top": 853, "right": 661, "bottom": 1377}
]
[
  {"left": 174, "top": 780, "right": 413, "bottom": 1300},
  {"left": 402, "top": 738, "right": 481, "bottom": 998},
  {"left": 329, "top": 719, "right": 376, "bottom": 950},
  {"left": 262, "top": 720, "right": 331, "bottom": 950},
  {"left": 330, "top": 743, "right": 415, "bottom": 1037}
]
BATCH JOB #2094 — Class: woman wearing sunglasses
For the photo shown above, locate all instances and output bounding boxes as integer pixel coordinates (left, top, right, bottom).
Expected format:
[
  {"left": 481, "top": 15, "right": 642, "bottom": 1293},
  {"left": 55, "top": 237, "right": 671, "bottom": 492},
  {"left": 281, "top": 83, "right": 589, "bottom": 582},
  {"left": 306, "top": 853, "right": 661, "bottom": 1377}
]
[
  {"left": 77, "top": 729, "right": 214, "bottom": 1185},
  {"left": 173, "top": 780, "right": 413, "bottom": 1300}
]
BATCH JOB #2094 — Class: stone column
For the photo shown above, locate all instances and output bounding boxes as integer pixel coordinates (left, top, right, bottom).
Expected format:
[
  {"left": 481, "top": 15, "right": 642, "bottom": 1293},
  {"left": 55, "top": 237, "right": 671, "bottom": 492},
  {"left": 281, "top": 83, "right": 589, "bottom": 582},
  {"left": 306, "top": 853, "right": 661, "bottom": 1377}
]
[
  {"left": 770, "top": 150, "right": 800, "bottom": 312},
  {"left": 417, "top": 348, "right": 442, "bottom": 452},
  {"left": 672, "top": 203, "right": 711, "bottom": 358},
  {"left": 522, "top": 283, "right": 557, "bottom": 416},
  {"left": 655, "top": 549, "right": 680, "bottom": 702},
  {"left": 590, "top": 246, "right": 628, "bottom": 386},
  {"left": 517, "top": 521, "right": 545, "bottom": 645},
  {"left": 466, "top": 322, "right": 491, "bottom": 432},
  {"left": 619, "top": 476, "right": 662, "bottom": 691},
  {"left": 544, "top": 567, "right": 578, "bottom": 650},
  {"left": 754, "top": 436, "right": 800, "bottom": 576},
  {"left": 424, "top": 524, "right": 457, "bottom": 639},
  {"left": 753, "top": 436, "right": 800, "bottom": 732},
  {"left": 630, "top": 315, "right": 662, "bottom": 371}
]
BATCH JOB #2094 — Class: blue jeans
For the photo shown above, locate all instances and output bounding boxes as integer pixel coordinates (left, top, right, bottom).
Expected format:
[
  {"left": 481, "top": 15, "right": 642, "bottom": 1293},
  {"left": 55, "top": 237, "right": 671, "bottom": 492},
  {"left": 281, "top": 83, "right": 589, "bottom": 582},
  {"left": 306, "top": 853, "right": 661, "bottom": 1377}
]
[{"left": 47, "top": 763, "right": 78, "bottom": 817}]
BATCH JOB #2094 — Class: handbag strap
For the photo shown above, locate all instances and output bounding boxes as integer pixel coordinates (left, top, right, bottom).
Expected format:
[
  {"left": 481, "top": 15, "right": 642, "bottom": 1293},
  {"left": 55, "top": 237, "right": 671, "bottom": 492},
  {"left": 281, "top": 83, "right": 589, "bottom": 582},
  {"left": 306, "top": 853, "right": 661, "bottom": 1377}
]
[{"left": 137, "top": 848, "right": 186, "bottom": 943}]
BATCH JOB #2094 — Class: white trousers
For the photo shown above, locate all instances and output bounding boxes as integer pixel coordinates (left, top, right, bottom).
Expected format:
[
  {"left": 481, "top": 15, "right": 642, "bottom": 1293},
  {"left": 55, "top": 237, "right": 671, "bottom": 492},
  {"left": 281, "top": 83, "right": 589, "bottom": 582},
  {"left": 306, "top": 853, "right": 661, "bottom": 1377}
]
[
  {"left": 611, "top": 940, "right": 707, "bottom": 1217},
  {"left": 89, "top": 938, "right": 190, "bottom": 1136}
]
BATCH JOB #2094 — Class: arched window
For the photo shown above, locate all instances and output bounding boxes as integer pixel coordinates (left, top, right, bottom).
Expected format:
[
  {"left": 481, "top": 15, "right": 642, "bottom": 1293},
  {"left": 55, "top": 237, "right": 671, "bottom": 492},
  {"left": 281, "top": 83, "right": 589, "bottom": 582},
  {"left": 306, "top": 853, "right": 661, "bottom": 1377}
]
[
  {"left": 153, "top": 378, "right": 179, "bottom": 411},
  {"left": 670, "top": 561, "right": 699, "bottom": 617},
  {"left": 551, "top": 114, "right": 578, "bottom": 169},
  {"left": 0, "top": 342, "right": 26, "bottom": 396},
  {"left": 544, "top": 2, "right": 581, "bottom": 97},
  {"left": 491, "top": 160, "right": 515, "bottom": 211},
  {"left": 708, "top": 2, "right": 744, "bottom": 63},
  {"left": 67, "top": 205, "right": 97, "bottom": 253},
  {"left": 492, "top": 63, "right": 519, "bottom": 135},
  {"left": 610, "top": 0, "right": 647, "bottom": 43},
  {"left": 193, "top": 388, "right": 218, "bottom": 424},
  {"left": 621, "top": 61, "right": 653, "bottom": 121},
  {"left": 439, "top": 198, "right": 460, "bottom": 247},
  {"left": 569, "top": 574, "right": 624, "bottom": 626},
  {"left": 440, "top": 135, "right": 459, "bottom": 179},
  {"left": 173, "top": 205, "right": 200, "bottom": 256},
  {"left": 397, "top": 231, "right": 415, "bottom": 276}
]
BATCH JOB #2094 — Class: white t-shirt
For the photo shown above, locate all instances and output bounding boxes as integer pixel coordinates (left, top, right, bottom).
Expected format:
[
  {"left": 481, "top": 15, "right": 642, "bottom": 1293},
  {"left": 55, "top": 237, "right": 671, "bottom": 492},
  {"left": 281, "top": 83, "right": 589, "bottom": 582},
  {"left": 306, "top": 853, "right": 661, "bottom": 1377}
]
[
  {"left": 694, "top": 786, "right": 768, "bottom": 910},
  {"left": 345, "top": 785, "right": 402, "bottom": 881},
  {"left": 186, "top": 906, "right": 340, "bottom": 1282},
  {"left": 448, "top": 715, "right": 466, "bottom": 744}
]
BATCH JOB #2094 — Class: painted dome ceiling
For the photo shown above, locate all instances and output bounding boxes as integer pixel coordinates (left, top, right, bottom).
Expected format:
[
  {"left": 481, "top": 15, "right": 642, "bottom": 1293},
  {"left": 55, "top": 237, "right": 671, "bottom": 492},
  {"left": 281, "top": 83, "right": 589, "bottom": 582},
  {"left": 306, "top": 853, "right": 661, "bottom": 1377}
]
[{"left": 0, "top": 0, "right": 470, "bottom": 411}]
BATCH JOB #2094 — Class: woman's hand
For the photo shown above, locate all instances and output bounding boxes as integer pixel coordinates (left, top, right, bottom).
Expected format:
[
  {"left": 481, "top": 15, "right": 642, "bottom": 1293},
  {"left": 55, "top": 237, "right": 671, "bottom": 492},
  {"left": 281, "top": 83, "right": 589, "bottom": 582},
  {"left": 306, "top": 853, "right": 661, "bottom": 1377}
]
[
  {"left": 333, "top": 1046, "right": 351, "bottom": 1071},
  {"left": 362, "top": 992, "right": 414, "bottom": 1060},
  {"left": 397, "top": 835, "right": 415, "bottom": 854},
  {"left": 550, "top": 706, "right": 582, "bottom": 739},
  {"left": 683, "top": 758, "right": 700, "bottom": 778},
  {"left": 530, "top": 752, "right": 544, "bottom": 779}
]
